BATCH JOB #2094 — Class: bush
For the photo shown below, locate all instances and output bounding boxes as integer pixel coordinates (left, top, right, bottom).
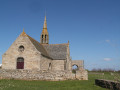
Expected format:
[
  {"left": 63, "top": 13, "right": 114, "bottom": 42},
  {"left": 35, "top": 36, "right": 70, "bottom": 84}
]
[{"left": 91, "top": 68, "right": 114, "bottom": 72}]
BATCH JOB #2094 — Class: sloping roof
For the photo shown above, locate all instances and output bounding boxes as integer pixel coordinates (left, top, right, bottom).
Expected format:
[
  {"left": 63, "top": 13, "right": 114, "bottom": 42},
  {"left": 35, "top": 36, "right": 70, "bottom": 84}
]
[
  {"left": 26, "top": 35, "right": 50, "bottom": 58},
  {"left": 43, "top": 44, "right": 68, "bottom": 60},
  {"left": 20, "top": 31, "right": 68, "bottom": 60}
]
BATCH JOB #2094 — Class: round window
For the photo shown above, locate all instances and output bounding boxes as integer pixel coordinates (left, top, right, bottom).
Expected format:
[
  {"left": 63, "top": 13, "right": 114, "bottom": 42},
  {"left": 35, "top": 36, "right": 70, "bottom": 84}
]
[{"left": 18, "top": 45, "right": 24, "bottom": 52}]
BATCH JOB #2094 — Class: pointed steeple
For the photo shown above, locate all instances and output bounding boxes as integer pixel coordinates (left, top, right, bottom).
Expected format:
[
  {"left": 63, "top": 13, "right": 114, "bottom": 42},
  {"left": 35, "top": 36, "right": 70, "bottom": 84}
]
[
  {"left": 40, "top": 16, "right": 49, "bottom": 44},
  {"left": 41, "top": 16, "right": 48, "bottom": 35},
  {"left": 43, "top": 16, "right": 47, "bottom": 29}
]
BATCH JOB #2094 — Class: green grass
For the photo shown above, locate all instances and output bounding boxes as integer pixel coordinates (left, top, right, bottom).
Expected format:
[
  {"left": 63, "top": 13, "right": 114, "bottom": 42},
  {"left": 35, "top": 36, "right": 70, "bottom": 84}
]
[
  {"left": 1, "top": 72, "right": 118, "bottom": 90},
  {"left": 89, "top": 72, "right": 120, "bottom": 82}
]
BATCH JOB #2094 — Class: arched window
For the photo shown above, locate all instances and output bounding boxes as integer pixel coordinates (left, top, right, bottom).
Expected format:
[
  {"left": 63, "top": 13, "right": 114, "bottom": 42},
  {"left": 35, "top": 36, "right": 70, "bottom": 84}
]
[
  {"left": 17, "top": 57, "right": 24, "bottom": 69},
  {"left": 45, "top": 35, "right": 47, "bottom": 42},
  {"left": 18, "top": 45, "right": 24, "bottom": 52},
  {"left": 42, "top": 35, "right": 44, "bottom": 38},
  {"left": 45, "top": 35, "right": 47, "bottom": 39},
  {"left": 48, "top": 63, "right": 52, "bottom": 70},
  {"left": 42, "top": 35, "right": 44, "bottom": 43}
]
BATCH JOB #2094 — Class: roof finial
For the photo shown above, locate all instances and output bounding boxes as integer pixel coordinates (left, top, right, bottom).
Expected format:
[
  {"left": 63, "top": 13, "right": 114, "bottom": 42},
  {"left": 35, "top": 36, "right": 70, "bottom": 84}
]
[
  {"left": 45, "top": 9, "right": 46, "bottom": 16},
  {"left": 21, "top": 28, "right": 26, "bottom": 36},
  {"left": 23, "top": 28, "right": 25, "bottom": 32},
  {"left": 68, "top": 40, "right": 69, "bottom": 44}
]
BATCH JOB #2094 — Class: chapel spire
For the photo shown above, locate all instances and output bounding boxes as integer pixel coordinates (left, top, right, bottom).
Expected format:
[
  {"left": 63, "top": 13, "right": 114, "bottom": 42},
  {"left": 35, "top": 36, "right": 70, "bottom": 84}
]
[
  {"left": 40, "top": 15, "right": 49, "bottom": 44},
  {"left": 43, "top": 16, "right": 47, "bottom": 29}
]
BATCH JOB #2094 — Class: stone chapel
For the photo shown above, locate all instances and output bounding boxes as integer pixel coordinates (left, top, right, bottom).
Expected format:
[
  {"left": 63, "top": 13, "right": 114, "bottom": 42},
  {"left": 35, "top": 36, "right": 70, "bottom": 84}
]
[{"left": 1, "top": 16, "right": 88, "bottom": 80}]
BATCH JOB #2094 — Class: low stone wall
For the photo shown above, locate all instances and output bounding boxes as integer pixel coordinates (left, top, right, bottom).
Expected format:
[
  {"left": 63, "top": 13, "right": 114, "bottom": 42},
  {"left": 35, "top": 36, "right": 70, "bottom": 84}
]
[
  {"left": 0, "top": 69, "right": 88, "bottom": 81},
  {"left": 76, "top": 70, "right": 88, "bottom": 80},
  {"left": 95, "top": 79, "right": 120, "bottom": 90}
]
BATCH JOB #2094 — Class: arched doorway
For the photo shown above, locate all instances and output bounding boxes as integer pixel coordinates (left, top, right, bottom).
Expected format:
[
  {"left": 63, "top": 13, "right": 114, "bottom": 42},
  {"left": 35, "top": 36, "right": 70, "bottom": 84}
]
[
  {"left": 17, "top": 57, "right": 24, "bottom": 69},
  {"left": 72, "top": 64, "right": 79, "bottom": 74},
  {"left": 72, "top": 64, "right": 79, "bottom": 70}
]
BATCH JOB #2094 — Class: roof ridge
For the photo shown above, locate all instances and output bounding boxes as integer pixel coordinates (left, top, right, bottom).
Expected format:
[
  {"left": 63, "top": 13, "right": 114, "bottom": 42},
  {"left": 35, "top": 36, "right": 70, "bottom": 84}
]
[
  {"left": 25, "top": 34, "right": 51, "bottom": 58},
  {"left": 43, "top": 43, "right": 68, "bottom": 45},
  {"left": 27, "top": 35, "right": 39, "bottom": 43}
]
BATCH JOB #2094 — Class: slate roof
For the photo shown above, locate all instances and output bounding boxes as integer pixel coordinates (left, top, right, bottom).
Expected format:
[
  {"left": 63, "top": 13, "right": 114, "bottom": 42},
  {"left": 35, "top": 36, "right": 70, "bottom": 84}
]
[
  {"left": 20, "top": 31, "right": 68, "bottom": 60},
  {"left": 43, "top": 44, "right": 68, "bottom": 60},
  {"left": 27, "top": 35, "right": 50, "bottom": 58}
]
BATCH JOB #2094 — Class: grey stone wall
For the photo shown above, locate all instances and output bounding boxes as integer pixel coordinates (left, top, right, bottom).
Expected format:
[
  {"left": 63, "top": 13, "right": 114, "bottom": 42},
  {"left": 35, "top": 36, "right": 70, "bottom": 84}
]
[
  {"left": 2, "top": 35, "right": 41, "bottom": 70},
  {"left": 76, "top": 70, "right": 88, "bottom": 80},
  {"left": 66, "top": 43, "right": 72, "bottom": 71},
  {"left": 40, "top": 55, "right": 52, "bottom": 70},
  {"left": 52, "top": 60, "right": 65, "bottom": 70},
  {"left": 72, "top": 60, "right": 84, "bottom": 70},
  {"left": 0, "top": 69, "right": 88, "bottom": 81}
]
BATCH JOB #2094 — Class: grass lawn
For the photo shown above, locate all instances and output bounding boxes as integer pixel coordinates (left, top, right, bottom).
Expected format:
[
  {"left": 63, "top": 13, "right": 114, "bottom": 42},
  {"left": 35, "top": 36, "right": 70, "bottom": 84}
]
[{"left": 0, "top": 72, "right": 117, "bottom": 90}]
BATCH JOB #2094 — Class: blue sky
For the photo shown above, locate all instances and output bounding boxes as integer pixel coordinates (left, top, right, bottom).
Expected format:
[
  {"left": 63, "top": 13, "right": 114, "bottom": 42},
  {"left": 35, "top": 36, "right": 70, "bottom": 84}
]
[{"left": 0, "top": 0, "right": 120, "bottom": 70}]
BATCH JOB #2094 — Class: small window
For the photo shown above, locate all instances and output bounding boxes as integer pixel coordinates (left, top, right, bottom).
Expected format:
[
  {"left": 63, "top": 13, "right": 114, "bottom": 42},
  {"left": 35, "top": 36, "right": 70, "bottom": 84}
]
[
  {"left": 45, "top": 35, "right": 47, "bottom": 43},
  {"left": 18, "top": 45, "right": 24, "bottom": 52},
  {"left": 48, "top": 63, "right": 52, "bottom": 70},
  {"left": 45, "top": 35, "right": 47, "bottom": 39},
  {"left": 42, "top": 35, "right": 44, "bottom": 38}
]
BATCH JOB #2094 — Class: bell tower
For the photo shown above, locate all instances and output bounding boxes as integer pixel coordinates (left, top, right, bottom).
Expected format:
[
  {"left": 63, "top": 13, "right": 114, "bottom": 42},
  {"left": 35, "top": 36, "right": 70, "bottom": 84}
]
[{"left": 40, "top": 16, "right": 49, "bottom": 44}]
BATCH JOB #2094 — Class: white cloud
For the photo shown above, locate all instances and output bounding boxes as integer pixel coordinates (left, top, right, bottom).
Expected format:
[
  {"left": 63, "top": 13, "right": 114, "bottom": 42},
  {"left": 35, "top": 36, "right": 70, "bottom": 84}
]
[
  {"left": 105, "top": 40, "right": 110, "bottom": 43},
  {"left": 104, "top": 58, "right": 112, "bottom": 61},
  {"left": 98, "top": 40, "right": 111, "bottom": 44}
]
